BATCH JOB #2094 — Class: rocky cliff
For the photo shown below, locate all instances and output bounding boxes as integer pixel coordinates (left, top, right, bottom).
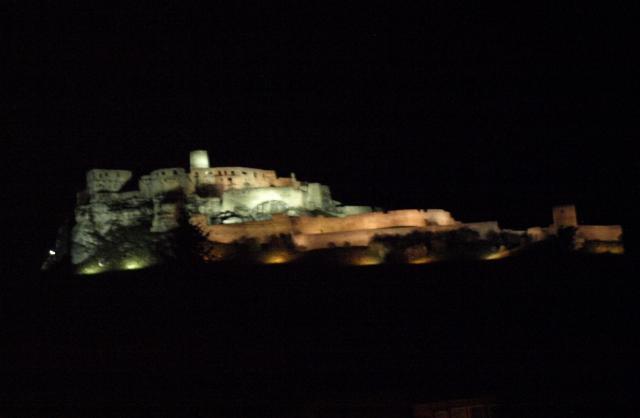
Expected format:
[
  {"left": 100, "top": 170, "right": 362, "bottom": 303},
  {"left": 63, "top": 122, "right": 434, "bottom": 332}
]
[{"left": 68, "top": 192, "right": 180, "bottom": 273}]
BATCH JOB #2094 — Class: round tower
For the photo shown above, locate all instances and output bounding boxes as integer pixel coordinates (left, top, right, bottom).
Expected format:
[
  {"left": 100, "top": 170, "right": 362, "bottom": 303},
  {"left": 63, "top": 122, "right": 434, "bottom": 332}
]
[{"left": 190, "top": 150, "right": 210, "bottom": 170}]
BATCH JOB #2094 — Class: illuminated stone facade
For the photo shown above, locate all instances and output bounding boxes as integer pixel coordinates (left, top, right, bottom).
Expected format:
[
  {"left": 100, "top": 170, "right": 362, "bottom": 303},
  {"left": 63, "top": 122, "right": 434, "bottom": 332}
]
[
  {"left": 86, "top": 169, "right": 133, "bottom": 193},
  {"left": 552, "top": 204, "right": 578, "bottom": 228},
  {"left": 53, "top": 150, "right": 623, "bottom": 273},
  {"left": 534, "top": 205, "right": 624, "bottom": 254},
  {"left": 70, "top": 150, "right": 353, "bottom": 269},
  {"left": 190, "top": 210, "right": 459, "bottom": 250}
]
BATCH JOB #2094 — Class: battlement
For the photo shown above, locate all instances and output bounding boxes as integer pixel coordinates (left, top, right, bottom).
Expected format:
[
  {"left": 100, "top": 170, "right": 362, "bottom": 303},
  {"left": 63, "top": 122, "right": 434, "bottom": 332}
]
[
  {"left": 85, "top": 150, "right": 302, "bottom": 199},
  {"left": 86, "top": 169, "right": 133, "bottom": 193}
]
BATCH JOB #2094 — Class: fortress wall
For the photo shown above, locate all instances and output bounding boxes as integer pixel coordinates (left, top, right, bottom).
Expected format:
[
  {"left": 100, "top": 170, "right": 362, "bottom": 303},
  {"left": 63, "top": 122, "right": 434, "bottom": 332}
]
[
  {"left": 190, "top": 167, "right": 300, "bottom": 191},
  {"left": 146, "top": 168, "right": 191, "bottom": 196},
  {"left": 292, "top": 227, "right": 424, "bottom": 250},
  {"left": 271, "top": 177, "right": 300, "bottom": 188},
  {"left": 188, "top": 169, "right": 222, "bottom": 196},
  {"left": 191, "top": 214, "right": 294, "bottom": 244},
  {"left": 336, "top": 206, "right": 374, "bottom": 216},
  {"left": 292, "top": 210, "right": 428, "bottom": 234},
  {"left": 424, "top": 209, "right": 456, "bottom": 226},
  {"left": 206, "top": 167, "right": 277, "bottom": 191},
  {"left": 576, "top": 225, "right": 623, "bottom": 242},
  {"left": 221, "top": 187, "right": 305, "bottom": 212},
  {"left": 87, "top": 169, "right": 132, "bottom": 193},
  {"left": 423, "top": 224, "right": 463, "bottom": 234},
  {"left": 89, "top": 190, "right": 143, "bottom": 203},
  {"left": 190, "top": 169, "right": 217, "bottom": 186},
  {"left": 190, "top": 212, "right": 464, "bottom": 248}
]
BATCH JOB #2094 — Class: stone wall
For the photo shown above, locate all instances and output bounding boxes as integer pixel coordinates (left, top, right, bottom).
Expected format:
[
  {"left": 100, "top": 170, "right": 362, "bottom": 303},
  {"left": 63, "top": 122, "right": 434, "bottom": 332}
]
[
  {"left": 191, "top": 210, "right": 462, "bottom": 250},
  {"left": 87, "top": 191, "right": 142, "bottom": 203},
  {"left": 76, "top": 203, "right": 463, "bottom": 265},
  {"left": 271, "top": 176, "right": 300, "bottom": 188},
  {"left": 424, "top": 209, "right": 456, "bottom": 226},
  {"left": 292, "top": 227, "right": 425, "bottom": 249},
  {"left": 576, "top": 225, "right": 623, "bottom": 242},
  {"left": 188, "top": 169, "right": 220, "bottom": 195},
  {"left": 292, "top": 210, "right": 429, "bottom": 234},
  {"left": 188, "top": 167, "right": 300, "bottom": 194},
  {"left": 206, "top": 167, "right": 276, "bottom": 191},
  {"left": 139, "top": 168, "right": 192, "bottom": 197},
  {"left": 191, "top": 214, "right": 294, "bottom": 244},
  {"left": 221, "top": 186, "right": 306, "bottom": 214},
  {"left": 292, "top": 225, "right": 461, "bottom": 251},
  {"left": 336, "top": 206, "right": 374, "bottom": 216},
  {"left": 87, "top": 169, "right": 132, "bottom": 193}
]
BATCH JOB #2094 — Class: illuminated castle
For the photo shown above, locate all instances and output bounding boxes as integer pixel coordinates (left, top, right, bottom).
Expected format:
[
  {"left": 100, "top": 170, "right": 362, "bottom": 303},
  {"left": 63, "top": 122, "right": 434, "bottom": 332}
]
[
  {"left": 80, "top": 149, "right": 372, "bottom": 233},
  {"left": 42, "top": 150, "right": 623, "bottom": 274}
]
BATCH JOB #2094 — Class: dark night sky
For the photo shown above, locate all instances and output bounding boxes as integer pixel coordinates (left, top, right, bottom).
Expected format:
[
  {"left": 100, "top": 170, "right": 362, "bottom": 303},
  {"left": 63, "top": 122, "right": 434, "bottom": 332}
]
[
  {"left": 6, "top": 3, "right": 638, "bottom": 269},
  {"left": 4, "top": 6, "right": 640, "bottom": 413}
]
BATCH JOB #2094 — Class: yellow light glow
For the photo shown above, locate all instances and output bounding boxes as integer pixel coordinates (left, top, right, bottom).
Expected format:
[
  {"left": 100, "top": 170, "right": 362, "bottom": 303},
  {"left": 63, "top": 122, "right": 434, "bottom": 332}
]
[
  {"left": 347, "top": 255, "right": 382, "bottom": 266},
  {"left": 407, "top": 256, "right": 435, "bottom": 264},
  {"left": 78, "top": 264, "right": 105, "bottom": 275},
  {"left": 121, "top": 258, "right": 146, "bottom": 270},
  {"left": 483, "top": 249, "right": 512, "bottom": 260},
  {"left": 261, "top": 250, "right": 296, "bottom": 264},
  {"left": 586, "top": 243, "right": 625, "bottom": 255}
]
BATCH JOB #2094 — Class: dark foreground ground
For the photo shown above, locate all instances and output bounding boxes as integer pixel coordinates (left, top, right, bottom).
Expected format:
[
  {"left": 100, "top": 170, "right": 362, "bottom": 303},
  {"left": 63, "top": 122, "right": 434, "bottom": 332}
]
[{"left": 2, "top": 246, "right": 638, "bottom": 417}]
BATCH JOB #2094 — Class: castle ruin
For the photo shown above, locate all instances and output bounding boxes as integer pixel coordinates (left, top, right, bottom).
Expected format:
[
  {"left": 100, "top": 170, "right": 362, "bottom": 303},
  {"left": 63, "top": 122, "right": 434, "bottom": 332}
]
[{"left": 43, "top": 150, "right": 623, "bottom": 273}]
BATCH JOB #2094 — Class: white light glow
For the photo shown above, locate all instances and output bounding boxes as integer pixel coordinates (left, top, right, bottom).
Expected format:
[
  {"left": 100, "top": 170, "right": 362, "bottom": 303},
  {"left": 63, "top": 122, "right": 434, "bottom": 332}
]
[{"left": 49, "top": 250, "right": 56, "bottom": 255}]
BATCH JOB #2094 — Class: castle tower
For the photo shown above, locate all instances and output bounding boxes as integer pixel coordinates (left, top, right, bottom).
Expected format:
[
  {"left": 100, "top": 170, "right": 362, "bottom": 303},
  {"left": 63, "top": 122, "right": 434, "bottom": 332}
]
[
  {"left": 190, "top": 150, "right": 210, "bottom": 170},
  {"left": 552, "top": 204, "right": 578, "bottom": 228}
]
